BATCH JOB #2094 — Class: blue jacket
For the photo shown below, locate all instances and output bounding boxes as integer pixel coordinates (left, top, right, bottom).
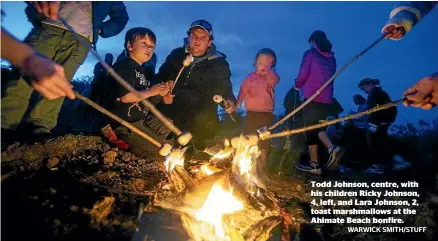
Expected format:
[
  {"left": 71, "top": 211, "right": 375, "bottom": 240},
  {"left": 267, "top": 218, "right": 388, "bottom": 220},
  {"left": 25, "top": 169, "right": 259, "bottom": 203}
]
[
  {"left": 383, "top": 1, "right": 436, "bottom": 36},
  {"left": 25, "top": 1, "right": 129, "bottom": 48}
]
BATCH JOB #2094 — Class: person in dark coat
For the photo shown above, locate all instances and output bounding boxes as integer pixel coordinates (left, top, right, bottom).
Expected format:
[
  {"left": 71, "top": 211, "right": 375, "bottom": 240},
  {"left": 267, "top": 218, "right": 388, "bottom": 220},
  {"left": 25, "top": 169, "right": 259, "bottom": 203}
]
[{"left": 155, "top": 19, "right": 236, "bottom": 150}]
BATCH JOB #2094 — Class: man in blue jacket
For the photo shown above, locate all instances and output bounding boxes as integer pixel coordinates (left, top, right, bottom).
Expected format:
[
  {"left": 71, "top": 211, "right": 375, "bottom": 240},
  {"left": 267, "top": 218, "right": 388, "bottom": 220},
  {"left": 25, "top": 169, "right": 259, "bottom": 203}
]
[{"left": 1, "top": 1, "right": 129, "bottom": 136}]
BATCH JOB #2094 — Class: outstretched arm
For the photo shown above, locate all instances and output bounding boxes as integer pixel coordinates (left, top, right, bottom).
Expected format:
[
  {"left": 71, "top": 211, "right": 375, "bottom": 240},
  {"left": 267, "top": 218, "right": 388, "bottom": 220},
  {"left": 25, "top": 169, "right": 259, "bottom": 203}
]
[
  {"left": 1, "top": 28, "right": 74, "bottom": 100},
  {"left": 382, "top": 1, "right": 436, "bottom": 40}
]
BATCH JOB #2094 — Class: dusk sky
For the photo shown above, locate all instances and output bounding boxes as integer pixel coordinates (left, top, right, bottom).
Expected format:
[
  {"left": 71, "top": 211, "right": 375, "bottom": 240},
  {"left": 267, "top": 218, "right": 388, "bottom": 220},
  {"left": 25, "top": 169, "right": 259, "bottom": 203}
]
[{"left": 2, "top": 1, "right": 437, "bottom": 124}]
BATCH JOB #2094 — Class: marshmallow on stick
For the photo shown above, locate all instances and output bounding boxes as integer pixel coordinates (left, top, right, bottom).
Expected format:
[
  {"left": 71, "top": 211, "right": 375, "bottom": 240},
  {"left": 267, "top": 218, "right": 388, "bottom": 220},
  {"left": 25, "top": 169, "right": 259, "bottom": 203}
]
[
  {"left": 171, "top": 54, "right": 193, "bottom": 92},
  {"left": 213, "top": 95, "right": 236, "bottom": 122}
]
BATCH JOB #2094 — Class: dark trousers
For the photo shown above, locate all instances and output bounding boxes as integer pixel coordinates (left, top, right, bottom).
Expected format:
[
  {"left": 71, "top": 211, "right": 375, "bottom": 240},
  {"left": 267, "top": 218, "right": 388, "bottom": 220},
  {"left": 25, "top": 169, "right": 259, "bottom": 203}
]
[
  {"left": 303, "top": 101, "right": 329, "bottom": 145},
  {"left": 114, "top": 115, "right": 171, "bottom": 158},
  {"left": 244, "top": 111, "right": 274, "bottom": 151},
  {"left": 367, "top": 125, "right": 392, "bottom": 166}
]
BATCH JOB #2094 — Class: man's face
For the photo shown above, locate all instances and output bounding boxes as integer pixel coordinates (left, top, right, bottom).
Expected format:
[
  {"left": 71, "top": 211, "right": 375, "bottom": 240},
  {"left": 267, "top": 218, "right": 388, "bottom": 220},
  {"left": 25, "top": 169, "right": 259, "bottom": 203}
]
[
  {"left": 360, "top": 85, "right": 374, "bottom": 95},
  {"left": 127, "top": 34, "right": 155, "bottom": 64},
  {"left": 189, "top": 28, "right": 212, "bottom": 57}
]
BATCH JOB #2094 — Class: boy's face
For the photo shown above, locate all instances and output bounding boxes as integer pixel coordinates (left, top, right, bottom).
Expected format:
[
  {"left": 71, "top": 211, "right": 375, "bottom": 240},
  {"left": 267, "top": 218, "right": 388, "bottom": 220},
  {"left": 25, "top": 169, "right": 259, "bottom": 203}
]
[
  {"left": 256, "top": 54, "right": 274, "bottom": 75},
  {"left": 127, "top": 34, "right": 155, "bottom": 64}
]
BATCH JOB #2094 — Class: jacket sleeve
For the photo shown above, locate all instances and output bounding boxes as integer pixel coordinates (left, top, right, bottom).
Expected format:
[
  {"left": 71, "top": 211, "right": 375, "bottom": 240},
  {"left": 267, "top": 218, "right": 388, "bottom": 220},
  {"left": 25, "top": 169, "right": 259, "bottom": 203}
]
[
  {"left": 295, "top": 50, "right": 313, "bottom": 89},
  {"left": 99, "top": 2, "right": 129, "bottom": 38},
  {"left": 266, "top": 68, "right": 280, "bottom": 86},
  {"left": 382, "top": 1, "right": 436, "bottom": 36},
  {"left": 213, "top": 60, "right": 236, "bottom": 102}
]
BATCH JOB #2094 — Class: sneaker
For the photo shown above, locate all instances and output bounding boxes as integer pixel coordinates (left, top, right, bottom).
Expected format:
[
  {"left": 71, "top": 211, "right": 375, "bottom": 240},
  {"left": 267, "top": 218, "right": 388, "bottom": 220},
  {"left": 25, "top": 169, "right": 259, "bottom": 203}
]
[
  {"left": 363, "top": 164, "right": 384, "bottom": 175},
  {"left": 32, "top": 127, "right": 51, "bottom": 135},
  {"left": 392, "top": 155, "right": 412, "bottom": 171},
  {"left": 326, "top": 146, "right": 343, "bottom": 170},
  {"left": 296, "top": 161, "right": 321, "bottom": 175},
  {"left": 339, "top": 165, "right": 353, "bottom": 173}
]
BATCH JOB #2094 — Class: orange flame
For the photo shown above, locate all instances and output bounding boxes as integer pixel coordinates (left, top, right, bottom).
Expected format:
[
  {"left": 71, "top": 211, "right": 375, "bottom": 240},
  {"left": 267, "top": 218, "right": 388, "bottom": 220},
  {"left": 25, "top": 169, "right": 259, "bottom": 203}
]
[
  {"left": 182, "top": 180, "right": 243, "bottom": 240},
  {"left": 164, "top": 148, "right": 187, "bottom": 172}
]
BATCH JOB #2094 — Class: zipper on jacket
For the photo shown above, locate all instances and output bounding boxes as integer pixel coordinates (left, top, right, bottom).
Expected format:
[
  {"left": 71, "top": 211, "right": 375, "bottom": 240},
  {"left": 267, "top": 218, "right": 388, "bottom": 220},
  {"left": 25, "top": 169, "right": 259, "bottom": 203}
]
[{"left": 185, "top": 63, "right": 196, "bottom": 86}]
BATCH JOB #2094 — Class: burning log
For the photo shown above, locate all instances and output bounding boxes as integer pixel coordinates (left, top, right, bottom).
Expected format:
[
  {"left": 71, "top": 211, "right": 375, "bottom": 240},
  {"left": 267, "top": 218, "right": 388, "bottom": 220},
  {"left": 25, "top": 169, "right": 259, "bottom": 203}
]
[
  {"left": 164, "top": 148, "right": 198, "bottom": 192},
  {"left": 243, "top": 216, "right": 283, "bottom": 241}
]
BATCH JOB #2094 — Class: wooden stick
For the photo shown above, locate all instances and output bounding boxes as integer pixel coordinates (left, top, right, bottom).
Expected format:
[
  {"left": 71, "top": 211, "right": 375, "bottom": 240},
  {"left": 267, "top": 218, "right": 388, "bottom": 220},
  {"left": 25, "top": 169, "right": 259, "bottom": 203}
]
[
  {"left": 266, "top": 99, "right": 403, "bottom": 139},
  {"left": 59, "top": 17, "right": 183, "bottom": 137},
  {"left": 74, "top": 91, "right": 162, "bottom": 147},
  {"left": 170, "top": 66, "right": 186, "bottom": 94},
  {"left": 269, "top": 34, "right": 386, "bottom": 131}
]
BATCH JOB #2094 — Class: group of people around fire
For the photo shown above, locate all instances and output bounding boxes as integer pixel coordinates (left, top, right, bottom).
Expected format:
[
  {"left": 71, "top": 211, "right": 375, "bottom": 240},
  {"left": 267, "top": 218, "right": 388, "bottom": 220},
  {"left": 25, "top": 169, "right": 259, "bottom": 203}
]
[{"left": 1, "top": 1, "right": 437, "bottom": 177}]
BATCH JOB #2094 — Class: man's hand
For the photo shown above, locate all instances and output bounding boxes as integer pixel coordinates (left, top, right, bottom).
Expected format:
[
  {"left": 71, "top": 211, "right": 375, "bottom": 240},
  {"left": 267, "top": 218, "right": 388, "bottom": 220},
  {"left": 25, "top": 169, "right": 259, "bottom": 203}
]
[
  {"left": 403, "top": 73, "right": 438, "bottom": 110},
  {"left": 149, "top": 83, "right": 167, "bottom": 96},
  {"left": 31, "top": 1, "right": 60, "bottom": 20},
  {"left": 382, "top": 24, "right": 406, "bottom": 40},
  {"left": 225, "top": 99, "right": 236, "bottom": 114},
  {"left": 163, "top": 94, "right": 175, "bottom": 104},
  {"left": 21, "top": 53, "right": 75, "bottom": 100}
]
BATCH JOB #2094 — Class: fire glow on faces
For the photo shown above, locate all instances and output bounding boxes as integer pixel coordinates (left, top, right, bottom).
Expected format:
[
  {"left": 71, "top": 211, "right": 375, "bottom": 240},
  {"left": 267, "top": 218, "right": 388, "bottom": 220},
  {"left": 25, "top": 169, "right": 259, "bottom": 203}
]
[{"left": 127, "top": 34, "right": 156, "bottom": 65}]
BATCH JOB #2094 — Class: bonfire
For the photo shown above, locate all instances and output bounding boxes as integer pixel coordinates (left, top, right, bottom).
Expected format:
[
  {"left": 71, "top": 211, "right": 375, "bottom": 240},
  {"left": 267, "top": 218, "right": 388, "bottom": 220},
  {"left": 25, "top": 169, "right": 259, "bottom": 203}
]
[{"left": 134, "top": 136, "right": 292, "bottom": 241}]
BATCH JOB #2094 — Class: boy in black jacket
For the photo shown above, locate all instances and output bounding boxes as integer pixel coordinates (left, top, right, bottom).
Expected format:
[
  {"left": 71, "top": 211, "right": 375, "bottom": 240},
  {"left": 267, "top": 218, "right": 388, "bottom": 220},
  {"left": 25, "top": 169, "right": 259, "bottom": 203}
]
[{"left": 103, "top": 27, "right": 171, "bottom": 157}]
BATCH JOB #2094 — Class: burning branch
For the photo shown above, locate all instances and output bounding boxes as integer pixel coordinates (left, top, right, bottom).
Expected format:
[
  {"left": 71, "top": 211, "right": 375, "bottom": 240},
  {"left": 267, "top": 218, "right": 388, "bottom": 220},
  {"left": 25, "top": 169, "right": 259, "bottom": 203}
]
[{"left": 164, "top": 148, "right": 198, "bottom": 192}]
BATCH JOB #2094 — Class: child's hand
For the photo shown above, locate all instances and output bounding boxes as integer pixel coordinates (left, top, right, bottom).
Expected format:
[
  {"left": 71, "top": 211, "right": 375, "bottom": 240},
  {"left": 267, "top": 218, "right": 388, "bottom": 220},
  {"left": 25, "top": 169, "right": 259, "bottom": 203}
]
[
  {"left": 225, "top": 100, "right": 236, "bottom": 114},
  {"left": 149, "top": 83, "right": 167, "bottom": 96},
  {"left": 159, "top": 82, "right": 170, "bottom": 96}
]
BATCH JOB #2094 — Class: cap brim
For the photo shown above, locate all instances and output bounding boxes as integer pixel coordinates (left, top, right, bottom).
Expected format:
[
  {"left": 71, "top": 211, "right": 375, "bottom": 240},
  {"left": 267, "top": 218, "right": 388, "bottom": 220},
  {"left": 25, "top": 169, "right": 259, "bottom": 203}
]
[{"left": 189, "top": 25, "right": 212, "bottom": 36}]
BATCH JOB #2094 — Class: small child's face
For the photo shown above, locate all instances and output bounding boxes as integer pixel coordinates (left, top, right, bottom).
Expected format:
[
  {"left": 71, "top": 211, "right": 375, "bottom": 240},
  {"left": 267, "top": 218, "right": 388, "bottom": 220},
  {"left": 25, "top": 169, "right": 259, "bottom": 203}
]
[
  {"left": 255, "top": 54, "right": 274, "bottom": 75},
  {"left": 128, "top": 34, "right": 155, "bottom": 64}
]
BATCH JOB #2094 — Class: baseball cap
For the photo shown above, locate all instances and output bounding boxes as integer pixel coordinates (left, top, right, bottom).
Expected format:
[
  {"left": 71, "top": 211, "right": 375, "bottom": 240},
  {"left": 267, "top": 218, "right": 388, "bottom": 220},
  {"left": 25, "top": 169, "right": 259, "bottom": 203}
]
[{"left": 187, "top": 19, "right": 213, "bottom": 39}]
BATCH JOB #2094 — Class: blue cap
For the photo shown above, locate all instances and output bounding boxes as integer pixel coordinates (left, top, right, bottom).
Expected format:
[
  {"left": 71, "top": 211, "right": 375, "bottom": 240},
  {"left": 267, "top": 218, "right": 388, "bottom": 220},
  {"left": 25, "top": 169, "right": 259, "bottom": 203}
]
[{"left": 188, "top": 19, "right": 213, "bottom": 39}]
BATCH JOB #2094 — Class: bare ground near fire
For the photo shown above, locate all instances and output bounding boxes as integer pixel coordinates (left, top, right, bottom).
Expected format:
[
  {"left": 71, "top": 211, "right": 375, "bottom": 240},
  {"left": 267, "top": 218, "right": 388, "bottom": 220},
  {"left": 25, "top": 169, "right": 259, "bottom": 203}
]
[{"left": 1, "top": 134, "right": 438, "bottom": 241}]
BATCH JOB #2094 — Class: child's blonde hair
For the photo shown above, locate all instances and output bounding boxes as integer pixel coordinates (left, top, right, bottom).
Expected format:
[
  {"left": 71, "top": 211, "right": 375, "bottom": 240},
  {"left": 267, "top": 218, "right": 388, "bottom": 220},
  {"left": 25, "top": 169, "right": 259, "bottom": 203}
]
[{"left": 255, "top": 48, "right": 277, "bottom": 68}]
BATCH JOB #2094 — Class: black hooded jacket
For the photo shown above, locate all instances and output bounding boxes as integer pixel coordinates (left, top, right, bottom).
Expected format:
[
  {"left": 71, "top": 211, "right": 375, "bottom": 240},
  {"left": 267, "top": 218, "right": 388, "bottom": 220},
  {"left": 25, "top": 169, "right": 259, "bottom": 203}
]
[
  {"left": 154, "top": 44, "right": 235, "bottom": 137},
  {"left": 366, "top": 87, "right": 397, "bottom": 125}
]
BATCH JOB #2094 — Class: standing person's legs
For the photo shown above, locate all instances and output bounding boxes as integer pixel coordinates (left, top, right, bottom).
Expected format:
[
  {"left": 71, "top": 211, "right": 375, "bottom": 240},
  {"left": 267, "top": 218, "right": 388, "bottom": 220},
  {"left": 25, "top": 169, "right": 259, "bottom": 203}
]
[
  {"left": 365, "top": 126, "right": 391, "bottom": 174},
  {"left": 244, "top": 111, "right": 273, "bottom": 176},
  {"left": 296, "top": 102, "right": 325, "bottom": 174},
  {"left": 25, "top": 29, "right": 89, "bottom": 133},
  {"left": 1, "top": 26, "right": 60, "bottom": 132}
]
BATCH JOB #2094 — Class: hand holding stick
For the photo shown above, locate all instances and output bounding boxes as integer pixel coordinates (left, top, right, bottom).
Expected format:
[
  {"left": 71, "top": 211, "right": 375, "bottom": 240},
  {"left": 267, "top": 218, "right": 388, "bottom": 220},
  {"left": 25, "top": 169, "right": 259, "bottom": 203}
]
[{"left": 213, "top": 95, "right": 236, "bottom": 122}]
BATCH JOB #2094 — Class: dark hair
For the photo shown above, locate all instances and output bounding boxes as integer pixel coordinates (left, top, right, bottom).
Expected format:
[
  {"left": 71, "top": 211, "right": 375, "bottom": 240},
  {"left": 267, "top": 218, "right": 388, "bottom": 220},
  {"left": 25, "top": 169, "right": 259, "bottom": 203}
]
[
  {"left": 358, "top": 78, "right": 380, "bottom": 87},
  {"left": 353, "top": 94, "right": 366, "bottom": 103},
  {"left": 309, "top": 30, "right": 332, "bottom": 53},
  {"left": 255, "top": 48, "right": 277, "bottom": 68},
  {"left": 124, "top": 27, "right": 156, "bottom": 50}
]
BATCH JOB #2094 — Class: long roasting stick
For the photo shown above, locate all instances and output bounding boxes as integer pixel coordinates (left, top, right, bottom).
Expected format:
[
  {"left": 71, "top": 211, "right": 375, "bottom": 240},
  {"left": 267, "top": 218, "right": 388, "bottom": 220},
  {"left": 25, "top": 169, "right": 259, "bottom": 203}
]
[
  {"left": 59, "top": 17, "right": 183, "bottom": 137},
  {"left": 266, "top": 98, "right": 403, "bottom": 139},
  {"left": 74, "top": 91, "right": 162, "bottom": 147},
  {"left": 268, "top": 34, "right": 387, "bottom": 131}
]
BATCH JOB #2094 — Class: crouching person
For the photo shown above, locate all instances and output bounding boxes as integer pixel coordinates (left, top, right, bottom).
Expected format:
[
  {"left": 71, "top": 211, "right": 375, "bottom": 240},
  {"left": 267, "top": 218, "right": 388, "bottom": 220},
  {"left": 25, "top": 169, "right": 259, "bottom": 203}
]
[{"left": 102, "top": 27, "right": 171, "bottom": 158}]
